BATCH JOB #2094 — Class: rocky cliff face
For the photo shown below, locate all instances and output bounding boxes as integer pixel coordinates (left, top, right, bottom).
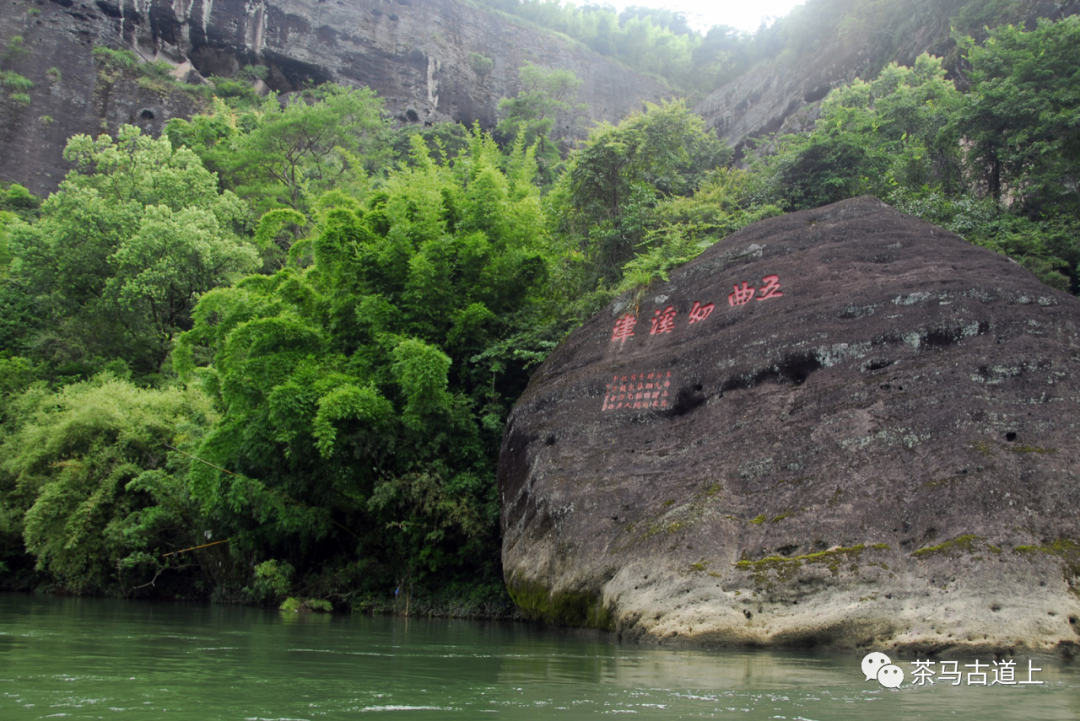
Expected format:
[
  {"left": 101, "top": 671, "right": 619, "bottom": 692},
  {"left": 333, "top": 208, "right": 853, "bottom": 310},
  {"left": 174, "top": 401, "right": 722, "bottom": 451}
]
[
  {"left": 0, "top": 1, "right": 201, "bottom": 196},
  {"left": 499, "top": 196, "right": 1080, "bottom": 655},
  {"left": 696, "top": 0, "right": 1080, "bottom": 154},
  {"left": 0, "top": 0, "right": 670, "bottom": 196}
]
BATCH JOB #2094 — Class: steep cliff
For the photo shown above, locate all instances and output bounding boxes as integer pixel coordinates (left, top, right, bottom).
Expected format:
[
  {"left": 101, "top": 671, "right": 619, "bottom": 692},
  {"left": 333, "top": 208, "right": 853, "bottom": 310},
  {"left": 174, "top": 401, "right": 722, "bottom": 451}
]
[
  {"left": 8, "top": 0, "right": 1080, "bottom": 197},
  {"left": 696, "top": 0, "right": 1080, "bottom": 155},
  {"left": 0, "top": 0, "right": 670, "bottom": 196}
]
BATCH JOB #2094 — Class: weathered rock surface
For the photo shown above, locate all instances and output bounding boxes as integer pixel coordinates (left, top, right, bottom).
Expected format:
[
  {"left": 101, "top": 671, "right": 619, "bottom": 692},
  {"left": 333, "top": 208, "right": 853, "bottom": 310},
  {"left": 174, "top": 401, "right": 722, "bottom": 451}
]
[
  {"left": 0, "top": 2, "right": 203, "bottom": 195},
  {"left": 0, "top": 0, "right": 669, "bottom": 196},
  {"left": 499, "top": 196, "right": 1080, "bottom": 656}
]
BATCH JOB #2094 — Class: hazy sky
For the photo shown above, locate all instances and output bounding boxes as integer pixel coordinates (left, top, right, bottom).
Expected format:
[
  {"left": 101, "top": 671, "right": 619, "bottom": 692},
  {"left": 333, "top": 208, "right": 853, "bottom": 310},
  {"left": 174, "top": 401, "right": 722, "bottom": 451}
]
[{"left": 608, "top": 0, "right": 805, "bottom": 33}]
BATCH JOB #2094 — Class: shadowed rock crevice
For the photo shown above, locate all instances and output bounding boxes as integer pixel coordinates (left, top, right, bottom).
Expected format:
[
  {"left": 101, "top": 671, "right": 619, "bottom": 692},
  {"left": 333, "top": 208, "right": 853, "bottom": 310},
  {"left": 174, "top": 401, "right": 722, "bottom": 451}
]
[
  {"left": 668, "top": 384, "right": 707, "bottom": 416},
  {"left": 723, "top": 352, "right": 825, "bottom": 393}
]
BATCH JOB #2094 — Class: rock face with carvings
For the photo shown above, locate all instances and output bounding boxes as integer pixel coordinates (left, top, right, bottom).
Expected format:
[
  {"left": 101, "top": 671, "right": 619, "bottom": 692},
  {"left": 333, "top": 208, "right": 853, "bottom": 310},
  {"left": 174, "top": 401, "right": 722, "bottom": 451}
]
[{"left": 498, "top": 196, "right": 1080, "bottom": 655}]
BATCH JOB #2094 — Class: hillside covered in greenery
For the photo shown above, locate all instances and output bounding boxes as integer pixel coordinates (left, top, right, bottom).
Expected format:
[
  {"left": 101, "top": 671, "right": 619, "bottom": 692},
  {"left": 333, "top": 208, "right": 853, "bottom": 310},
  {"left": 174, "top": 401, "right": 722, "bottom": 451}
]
[
  {"left": 0, "top": 8, "right": 1077, "bottom": 614},
  {"left": 471, "top": 0, "right": 1065, "bottom": 98}
]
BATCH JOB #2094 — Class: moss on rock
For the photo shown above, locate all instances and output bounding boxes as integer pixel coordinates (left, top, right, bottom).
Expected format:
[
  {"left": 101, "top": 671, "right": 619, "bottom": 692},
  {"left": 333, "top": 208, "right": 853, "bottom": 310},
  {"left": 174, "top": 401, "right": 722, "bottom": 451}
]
[
  {"left": 1014, "top": 539, "right": 1080, "bottom": 596},
  {"left": 506, "top": 575, "right": 615, "bottom": 630},
  {"left": 912, "top": 534, "right": 1001, "bottom": 558},
  {"left": 733, "top": 544, "right": 878, "bottom": 593}
]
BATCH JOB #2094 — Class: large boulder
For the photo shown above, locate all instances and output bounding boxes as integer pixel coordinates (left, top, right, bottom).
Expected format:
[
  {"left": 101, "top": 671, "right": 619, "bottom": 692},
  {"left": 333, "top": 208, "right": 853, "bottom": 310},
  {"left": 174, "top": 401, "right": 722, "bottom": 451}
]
[{"left": 498, "top": 196, "right": 1080, "bottom": 655}]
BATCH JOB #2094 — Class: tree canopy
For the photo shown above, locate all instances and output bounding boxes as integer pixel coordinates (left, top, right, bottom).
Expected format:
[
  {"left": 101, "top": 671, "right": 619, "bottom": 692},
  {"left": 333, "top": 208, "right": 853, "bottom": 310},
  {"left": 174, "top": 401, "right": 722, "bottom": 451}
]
[
  {"left": 496, "top": 62, "right": 584, "bottom": 179},
  {"left": 549, "top": 100, "right": 730, "bottom": 288},
  {"left": 167, "top": 85, "right": 391, "bottom": 217},
  {"left": 959, "top": 17, "right": 1080, "bottom": 214},
  {"left": 168, "top": 129, "right": 550, "bottom": 601},
  {"left": 8, "top": 126, "right": 259, "bottom": 375}
]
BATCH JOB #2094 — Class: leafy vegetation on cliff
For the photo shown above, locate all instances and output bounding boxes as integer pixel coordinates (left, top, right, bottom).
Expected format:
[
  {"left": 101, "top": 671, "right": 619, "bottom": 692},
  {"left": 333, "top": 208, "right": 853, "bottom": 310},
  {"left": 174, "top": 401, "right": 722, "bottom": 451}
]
[
  {"left": 471, "top": 0, "right": 1047, "bottom": 97},
  {"left": 1, "top": 9, "right": 1079, "bottom": 613},
  {"left": 752, "top": 20, "right": 1080, "bottom": 291}
]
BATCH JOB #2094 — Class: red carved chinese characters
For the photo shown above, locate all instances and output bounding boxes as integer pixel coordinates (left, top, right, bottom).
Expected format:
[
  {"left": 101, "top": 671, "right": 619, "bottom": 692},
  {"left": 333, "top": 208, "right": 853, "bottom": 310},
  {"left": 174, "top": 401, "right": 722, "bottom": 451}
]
[
  {"left": 728, "top": 281, "right": 755, "bottom": 306},
  {"left": 607, "top": 275, "right": 783, "bottom": 344},
  {"left": 611, "top": 313, "right": 637, "bottom": 343},
  {"left": 603, "top": 371, "right": 671, "bottom": 411},
  {"left": 756, "top": 274, "right": 783, "bottom": 301},
  {"left": 688, "top": 301, "right": 714, "bottom": 324},
  {"left": 650, "top": 306, "right": 677, "bottom": 335}
]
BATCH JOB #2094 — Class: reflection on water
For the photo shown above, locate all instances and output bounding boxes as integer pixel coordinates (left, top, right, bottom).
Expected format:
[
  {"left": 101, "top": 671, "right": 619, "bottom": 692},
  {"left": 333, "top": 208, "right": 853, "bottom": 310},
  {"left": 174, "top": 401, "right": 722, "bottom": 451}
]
[{"left": 0, "top": 593, "right": 1077, "bottom": 719}]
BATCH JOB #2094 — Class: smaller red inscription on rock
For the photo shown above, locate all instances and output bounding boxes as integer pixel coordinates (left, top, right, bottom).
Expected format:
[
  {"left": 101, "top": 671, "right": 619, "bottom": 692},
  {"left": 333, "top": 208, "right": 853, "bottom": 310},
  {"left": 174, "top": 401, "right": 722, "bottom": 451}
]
[
  {"left": 728, "top": 282, "right": 755, "bottom": 306},
  {"left": 650, "top": 306, "right": 677, "bottom": 335},
  {"left": 688, "top": 301, "right": 715, "bottom": 324},
  {"left": 602, "top": 369, "right": 673, "bottom": 412},
  {"left": 611, "top": 314, "right": 637, "bottom": 343},
  {"left": 756, "top": 274, "right": 783, "bottom": 301}
]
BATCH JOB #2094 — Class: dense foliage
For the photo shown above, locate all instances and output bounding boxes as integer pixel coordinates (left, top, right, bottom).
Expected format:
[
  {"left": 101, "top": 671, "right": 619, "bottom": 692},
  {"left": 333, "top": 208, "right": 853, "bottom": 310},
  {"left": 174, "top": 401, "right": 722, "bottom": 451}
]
[
  {"left": 2, "top": 7, "right": 1079, "bottom": 614},
  {"left": 8, "top": 127, "right": 258, "bottom": 376},
  {"left": 169, "top": 132, "right": 551, "bottom": 605},
  {"left": 547, "top": 100, "right": 731, "bottom": 293},
  {"left": 0, "top": 376, "right": 215, "bottom": 593},
  {"left": 750, "top": 25, "right": 1080, "bottom": 292},
  {"left": 167, "top": 86, "right": 391, "bottom": 217},
  {"left": 476, "top": 0, "right": 722, "bottom": 93},
  {"left": 495, "top": 63, "right": 584, "bottom": 180}
]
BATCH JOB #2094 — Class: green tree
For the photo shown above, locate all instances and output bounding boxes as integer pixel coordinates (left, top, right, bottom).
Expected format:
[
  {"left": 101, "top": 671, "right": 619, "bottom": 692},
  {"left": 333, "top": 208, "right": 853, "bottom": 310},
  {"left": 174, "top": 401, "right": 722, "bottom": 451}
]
[
  {"left": 0, "top": 375, "right": 215, "bottom": 593},
  {"left": 550, "top": 99, "right": 730, "bottom": 287},
  {"left": 759, "top": 54, "right": 964, "bottom": 211},
  {"left": 10, "top": 126, "right": 259, "bottom": 374},
  {"left": 0, "top": 210, "right": 14, "bottom": 279},
  {"left": 958, "top": 17, "right": 1080, "bottom": 214},
  {"left": 496, "top": 63, "right": 584, "bottom": 179},
  {"left": 474, "top": 0, "right": 712, "bottom": 94},
  {"left": 172, "top": 128, "right": 549, "bottom": 600},
  {"left": 763, "top": 132, "right": 882, "bottom": 212},
  {"left": 651, "top": 167, "right": 783, "bottom": 247},
  {"left": 169, "top": 86, "right": 392, "bottom": 216},
  {"left": 0, "top": 182, "right": 41, "bottom": 223}
]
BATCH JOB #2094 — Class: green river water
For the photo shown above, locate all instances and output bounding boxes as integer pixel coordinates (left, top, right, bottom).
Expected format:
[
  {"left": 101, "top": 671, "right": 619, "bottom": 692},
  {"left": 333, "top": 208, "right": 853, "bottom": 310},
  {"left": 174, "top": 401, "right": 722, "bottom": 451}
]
[{"left": 1, "top": 593, "right": 1077, "bottom": 720}]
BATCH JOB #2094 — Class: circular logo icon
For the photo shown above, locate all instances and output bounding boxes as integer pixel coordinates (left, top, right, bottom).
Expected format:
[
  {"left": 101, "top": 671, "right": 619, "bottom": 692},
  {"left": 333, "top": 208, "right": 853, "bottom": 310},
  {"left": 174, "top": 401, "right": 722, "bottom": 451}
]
[
  {"left": 877, "top": 663, "right": 905, "bottom": 688},
  {"left": 861, "top": 651, "right": 892, "bottom": 682}
]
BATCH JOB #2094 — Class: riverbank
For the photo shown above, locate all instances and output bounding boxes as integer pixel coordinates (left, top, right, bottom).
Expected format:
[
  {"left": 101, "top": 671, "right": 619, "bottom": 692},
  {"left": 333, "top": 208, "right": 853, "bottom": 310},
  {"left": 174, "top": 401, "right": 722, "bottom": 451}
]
[{"left": 0, "top": 568, "right": 524, "bottom": 621}]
